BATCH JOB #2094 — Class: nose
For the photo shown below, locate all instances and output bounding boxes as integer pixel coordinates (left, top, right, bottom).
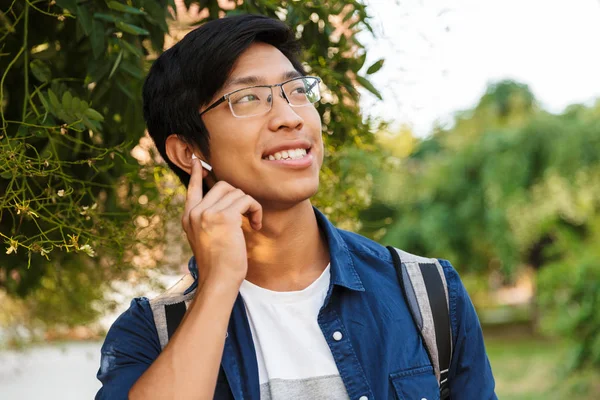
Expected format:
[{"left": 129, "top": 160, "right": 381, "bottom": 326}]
[{"left": 267, "top": 88, "right": 304, "bottom": 132}]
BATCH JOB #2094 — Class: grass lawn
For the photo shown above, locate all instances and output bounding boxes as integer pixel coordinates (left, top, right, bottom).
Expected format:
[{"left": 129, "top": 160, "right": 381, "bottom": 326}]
[{"left": 485, "top": 332, "right": 600, "bottom": 399}]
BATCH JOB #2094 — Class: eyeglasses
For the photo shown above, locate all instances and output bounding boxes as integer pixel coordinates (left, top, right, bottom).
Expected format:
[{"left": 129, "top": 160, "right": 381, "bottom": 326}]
[{"left": 200, "top": 76, "right": 321, "bottom": 118}]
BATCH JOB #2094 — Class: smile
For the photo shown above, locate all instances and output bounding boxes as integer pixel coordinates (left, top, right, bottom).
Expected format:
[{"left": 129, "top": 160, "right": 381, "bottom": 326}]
[
  {"left": 262, "top": 148, "right": 308, "bottom": 161},
  {"left": 261, "top": 147, "right": 314, "bottom": 169}
]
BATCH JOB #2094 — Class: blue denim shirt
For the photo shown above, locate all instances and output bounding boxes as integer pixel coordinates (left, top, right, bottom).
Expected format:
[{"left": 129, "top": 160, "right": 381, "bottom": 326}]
[{"left": 96, "top": 208, "right": 496, "bottom": 399}]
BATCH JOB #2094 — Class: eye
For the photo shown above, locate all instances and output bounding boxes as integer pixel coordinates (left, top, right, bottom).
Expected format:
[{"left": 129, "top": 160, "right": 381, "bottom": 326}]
[
  {"left": 234, "top": 93, "right": 260, "bottom": 104},
  {"left": 291, "top": 86, "right": 307, "bottom": 95}
]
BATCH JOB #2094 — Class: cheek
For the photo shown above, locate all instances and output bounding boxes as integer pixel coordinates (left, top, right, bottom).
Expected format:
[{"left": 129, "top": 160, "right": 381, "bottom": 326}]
[
  {"left": 204, "top": 118, "right": 260, "bottom": 158},
  {"left": 202, "top": 119, "right": 263, "bottom": 186},
  {"left": 305, "top": 108, "right": 324, "bottom": 161},
  {"left": 305, "top": 106, "right": 322, "bottom": 130}
]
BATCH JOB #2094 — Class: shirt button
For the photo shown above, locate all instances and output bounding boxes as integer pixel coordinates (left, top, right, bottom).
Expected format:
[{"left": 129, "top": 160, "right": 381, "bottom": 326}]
[
  {"left": 359, "top": 396, "right": 368, "bottom": 400},
  {"left": 332, "top": 331, "right": 343, "bottom": 341}
]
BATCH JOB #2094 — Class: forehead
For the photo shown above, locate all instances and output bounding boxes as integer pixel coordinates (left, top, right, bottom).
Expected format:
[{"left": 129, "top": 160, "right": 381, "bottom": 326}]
[{"left": 223, "top": 42, "right": 297, "bottom": 88}]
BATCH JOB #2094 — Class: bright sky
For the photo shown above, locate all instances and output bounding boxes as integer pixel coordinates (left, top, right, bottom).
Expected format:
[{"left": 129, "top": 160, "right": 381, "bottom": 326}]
[{"left": 359, "top": 0, "right": 600, "bottom": 136}]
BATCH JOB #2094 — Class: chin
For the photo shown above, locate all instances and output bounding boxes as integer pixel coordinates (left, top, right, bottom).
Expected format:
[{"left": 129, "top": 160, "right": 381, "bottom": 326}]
[{"left": 258, "top": 181, "right": 319, "bottom": 207}]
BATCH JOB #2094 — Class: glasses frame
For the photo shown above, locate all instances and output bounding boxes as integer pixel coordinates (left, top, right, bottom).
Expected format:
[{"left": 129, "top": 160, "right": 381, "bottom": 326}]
[{"left": 199, "top": 76, "right": 321, "bottom": 118}]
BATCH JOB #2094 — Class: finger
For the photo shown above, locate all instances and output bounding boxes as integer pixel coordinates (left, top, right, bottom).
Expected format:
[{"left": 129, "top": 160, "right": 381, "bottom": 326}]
[
  {"left": 185, "top": 181, "right": 238, "bottom": 231},
  {"left": 210, "top": 189, "right": 247, "bottom": 213},
  {"left": 184, "top": 158, "right": 204, "bottom": 219},
  {"left": 195, "top": 181, "right": 238, "bottom": 211},
  {"left": 227, "top": 195, "right": 263, "bottom": 230}
]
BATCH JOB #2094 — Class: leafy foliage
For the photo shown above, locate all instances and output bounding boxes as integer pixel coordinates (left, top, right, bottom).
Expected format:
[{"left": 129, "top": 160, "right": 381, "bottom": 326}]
[
  {"left": 361, "top": 80, "right": 600, "bottom": 370},
  {"left": 0, "top": 0, "right": 174, "bottom": 306},
  {"left": 0, "top": 0, "right": 385, "bottom": 331}
]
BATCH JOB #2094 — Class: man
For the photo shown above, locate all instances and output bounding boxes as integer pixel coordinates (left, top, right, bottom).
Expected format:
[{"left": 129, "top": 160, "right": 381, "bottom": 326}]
[{"left": 96, "top": 14, "right": 496, "bottom": 400}]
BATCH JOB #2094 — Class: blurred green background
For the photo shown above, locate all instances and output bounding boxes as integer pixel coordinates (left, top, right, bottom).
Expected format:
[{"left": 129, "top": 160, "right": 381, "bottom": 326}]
[{"left": 1, "top": 0, "right": 599, "bottom": 398}]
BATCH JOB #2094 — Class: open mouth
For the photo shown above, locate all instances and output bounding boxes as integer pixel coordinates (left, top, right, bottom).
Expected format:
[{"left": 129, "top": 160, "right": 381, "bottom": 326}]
[{"left": 262, "top": 147, "right": 311, "bottom": 161}]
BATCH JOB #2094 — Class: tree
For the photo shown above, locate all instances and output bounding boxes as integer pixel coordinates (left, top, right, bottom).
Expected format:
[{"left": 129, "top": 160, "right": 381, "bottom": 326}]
[
  {"left": 0, "top": 0, "right": 385, "bottom": 334},
  {"left": 361, "top": 80, "right": 600, "bottom": 372}
]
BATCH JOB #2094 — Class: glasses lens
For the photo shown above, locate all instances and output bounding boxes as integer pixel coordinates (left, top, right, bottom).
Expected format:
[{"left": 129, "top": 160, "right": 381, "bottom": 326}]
[
  {"left": 229, "top": 87, "right": 272, "bottom": 117},
  {"left": 283, "top": 77, "right": 320, "bottom": 106}
]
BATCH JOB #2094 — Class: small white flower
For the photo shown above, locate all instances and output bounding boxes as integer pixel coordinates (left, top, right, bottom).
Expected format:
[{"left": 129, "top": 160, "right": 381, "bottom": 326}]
[
  {"left": 80, "top": 244, "right": 96, "bottom": 257},
  {"left": 5, "top": 238, "right": 18, "bottom": 255},
  {"left": 57, "top": 189, "right": 65, "bottom": 197},
  {"left": 39, "top": 247, "right": 51, "bottom": 260}
]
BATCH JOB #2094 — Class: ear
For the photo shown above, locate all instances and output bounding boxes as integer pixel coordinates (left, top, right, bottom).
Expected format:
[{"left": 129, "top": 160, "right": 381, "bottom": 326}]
[{"left": 165, "top": 134, "right": 205, "bottom": 175}]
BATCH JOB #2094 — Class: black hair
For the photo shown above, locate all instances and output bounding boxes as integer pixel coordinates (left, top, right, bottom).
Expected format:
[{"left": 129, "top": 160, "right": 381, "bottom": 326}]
[{"left": 142, "top": 14, "right": 306, "bottom": 188}]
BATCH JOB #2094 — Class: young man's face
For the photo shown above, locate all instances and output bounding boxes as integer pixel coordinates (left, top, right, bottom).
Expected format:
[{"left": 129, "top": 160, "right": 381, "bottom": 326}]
[{"left": 200, "top": 42, "right": 324, "bottom": 208}]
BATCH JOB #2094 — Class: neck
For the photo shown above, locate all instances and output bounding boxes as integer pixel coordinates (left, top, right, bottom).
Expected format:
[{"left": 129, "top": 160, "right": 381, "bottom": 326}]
[{"left": 242, "top": 200, "right": 330, "bottom": 291}]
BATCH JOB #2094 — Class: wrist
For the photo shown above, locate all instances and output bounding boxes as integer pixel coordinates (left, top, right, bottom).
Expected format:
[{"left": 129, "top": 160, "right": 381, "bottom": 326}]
[{"left": 200, "top": 271, "right": 244, "bottom": 295}]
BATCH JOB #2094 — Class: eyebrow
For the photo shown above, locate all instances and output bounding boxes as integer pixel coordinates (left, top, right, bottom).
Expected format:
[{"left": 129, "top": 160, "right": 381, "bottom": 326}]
[{"left": 223, "top": 70, "right": 303, "bottom": 90}]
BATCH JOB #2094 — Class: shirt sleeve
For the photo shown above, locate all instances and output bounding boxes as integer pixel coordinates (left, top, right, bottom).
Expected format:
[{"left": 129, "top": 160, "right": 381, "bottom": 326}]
[
  {"left": 95, "top": 297, "right": 162, "bottom": 400},
  {"left": 439, "top": 259, "right": 498, "bottom": 399}
]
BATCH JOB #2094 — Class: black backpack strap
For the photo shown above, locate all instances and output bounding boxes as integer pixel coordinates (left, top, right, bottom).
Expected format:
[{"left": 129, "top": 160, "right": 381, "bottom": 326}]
[
  {"left": 165, "top": 302, "right": 187, "bottom": 340},
  {"left": 149, "top": 274, "right": 196, "bottom": 349},
  {"left": 387, "top": 246, "right": 452, "bottom": 399}
]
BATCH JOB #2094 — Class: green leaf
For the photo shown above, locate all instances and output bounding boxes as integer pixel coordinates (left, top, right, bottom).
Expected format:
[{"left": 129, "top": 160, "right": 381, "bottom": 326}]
[
  {"left": 107, "top": 1, "right": 146, "bottom": 15},
  {"left": 119, "top": 39, "right": 144, "bottom": 58},
  {"left": 142, "top": 0, "right": 169, "bottom": 32},
  {"left": 343, "top": 9, "right": 355, "bottom": 23},
  {"left": 90, "top": 20, "right": 105, "bottom": 60},
  {"left": 366, "top": 59, "right": 384, "bottom": 75},
  {"left": 353, "top": 52, "right": 366, "bottom": 72},
  {"left": 356, "top": 75, "right": 382, "bottom": 100},
  {"left": 116, "top": 21, "right": 150, "bottom": 36},
  {"left": 93, "top": 13, "right": 119, "bottom": 23},
  {"left": 57, "top": 109, "right": 71, "bottom": 123},
  {"left": 119, "top": 60, "right": 143, "bottom": 79},
  {"left": 71, "top": 96, "right": 81, "bottom": 114},
  {"left": 84, "top": 108, "right": 104, "bottom": 122},
  {"left": 62, "top": 91, "right": 73, "bottom": 111},
  {"left": 75, "top": 4, "right": 92, "bottom": 35},
  {"left": 30, "top": 59, "right": 52, "bottom": 83},
  {"left": 108, "top": 50, "right": 124, "bottom": 80},
  {"left": 47, "top": 89, "right": 61, "bottom": 110},
  {"left": 82, "top": 116, "right": 100, "bottom": 132},
  {"left": 38, "top": 92, "right": 50, "bottom": 111}
]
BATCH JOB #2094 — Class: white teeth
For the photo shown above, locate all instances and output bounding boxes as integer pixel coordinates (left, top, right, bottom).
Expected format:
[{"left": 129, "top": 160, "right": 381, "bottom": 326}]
[{"left": 264, "top": 148, "right": 309, "bottom": 160}]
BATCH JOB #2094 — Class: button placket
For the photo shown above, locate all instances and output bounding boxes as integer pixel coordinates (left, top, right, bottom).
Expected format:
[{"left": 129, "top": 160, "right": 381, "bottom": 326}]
[{"left": 319, "top": 308, "right": 373, "bottom": 400}]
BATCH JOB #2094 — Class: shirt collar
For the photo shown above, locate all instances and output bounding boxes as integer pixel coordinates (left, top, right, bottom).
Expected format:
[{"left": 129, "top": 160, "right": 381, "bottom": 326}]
[
  {"left": 187, "top": 206, "right": 364, "bottom": 292},
  {"left": 313, "top": 206, "right": 365, "bottom": 292}
]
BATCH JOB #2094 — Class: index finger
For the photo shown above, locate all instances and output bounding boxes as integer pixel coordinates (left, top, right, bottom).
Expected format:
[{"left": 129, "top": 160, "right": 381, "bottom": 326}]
[{"left": 184, "top": 158, "right": 205, "bottom": 217}]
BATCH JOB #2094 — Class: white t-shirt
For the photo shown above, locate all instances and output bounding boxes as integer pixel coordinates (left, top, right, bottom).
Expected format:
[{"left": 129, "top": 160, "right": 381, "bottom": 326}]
[{"left": 239, "top": 265, "right": 350, "bottom": 400}]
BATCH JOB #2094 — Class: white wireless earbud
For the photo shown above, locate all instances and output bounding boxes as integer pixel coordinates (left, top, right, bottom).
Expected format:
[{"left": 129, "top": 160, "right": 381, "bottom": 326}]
[{"left": 191, "top": 153, "right": 212, "bottom": 171}]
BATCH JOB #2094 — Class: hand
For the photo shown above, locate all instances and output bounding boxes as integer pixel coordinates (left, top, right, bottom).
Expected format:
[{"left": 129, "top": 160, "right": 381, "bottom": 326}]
[{"left": 182, "top": 158, "right": 263, "bottom": 286}]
